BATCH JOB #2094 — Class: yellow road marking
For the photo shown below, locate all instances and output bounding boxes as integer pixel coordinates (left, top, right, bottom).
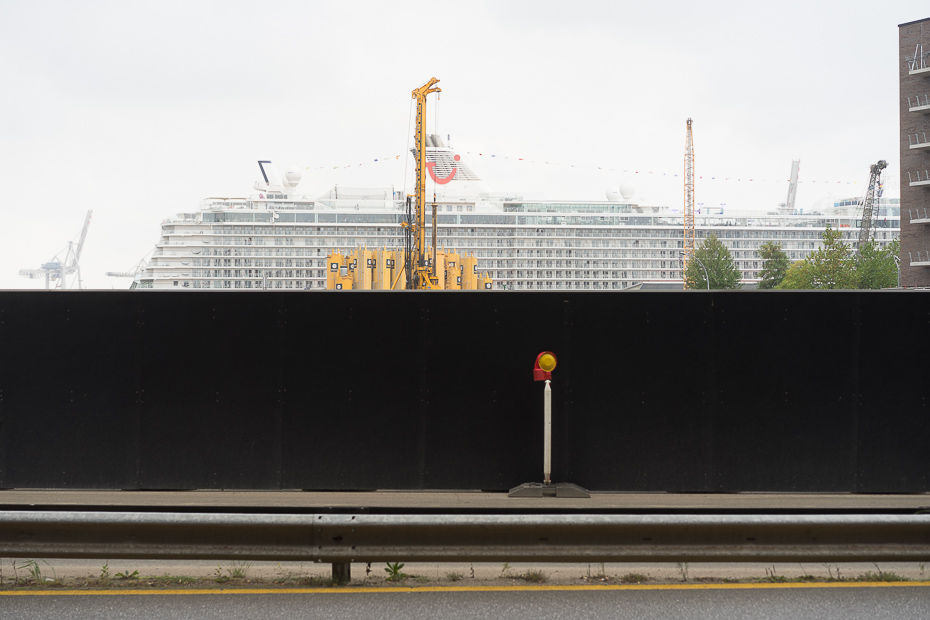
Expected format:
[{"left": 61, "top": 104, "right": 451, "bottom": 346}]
[{"left": 0, "top": 582, "right": 928, "bottom": 596}]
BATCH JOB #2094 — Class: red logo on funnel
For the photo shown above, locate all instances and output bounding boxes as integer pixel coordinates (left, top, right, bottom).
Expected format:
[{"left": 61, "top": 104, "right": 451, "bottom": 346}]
[{"left": 427, "top": 154, "right": 460, "bottom": 184}]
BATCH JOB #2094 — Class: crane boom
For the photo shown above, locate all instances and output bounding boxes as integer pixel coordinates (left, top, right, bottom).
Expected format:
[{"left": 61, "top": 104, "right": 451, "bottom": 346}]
[
  {"left": 73, "top": 210, "right": 93, "bottom": 265},
  {"left": 858, "top": 160, "right": 887, "bottom": 253}
]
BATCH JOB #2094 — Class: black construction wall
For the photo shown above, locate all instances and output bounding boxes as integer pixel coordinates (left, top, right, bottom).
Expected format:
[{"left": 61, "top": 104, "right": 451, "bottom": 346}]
[{"left": 0, "top": 290, "right": 927, "bottom": 492}]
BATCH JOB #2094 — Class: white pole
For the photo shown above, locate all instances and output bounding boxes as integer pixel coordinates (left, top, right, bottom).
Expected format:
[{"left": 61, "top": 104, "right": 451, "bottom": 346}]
[{"left": 544, "top": 379, "right": 551, "bottom": 486}]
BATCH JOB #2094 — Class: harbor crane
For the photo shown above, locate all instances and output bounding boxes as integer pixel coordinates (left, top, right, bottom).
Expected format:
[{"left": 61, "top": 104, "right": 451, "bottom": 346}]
[
  {"left": 106, "top": 252, "right": 151, "bottom": 286},
  {"left": 857, "top": 160, "right": 887, "bottom": 253},
  {"left": 19, "top": 210, "right": 93, "bottom": 289}
]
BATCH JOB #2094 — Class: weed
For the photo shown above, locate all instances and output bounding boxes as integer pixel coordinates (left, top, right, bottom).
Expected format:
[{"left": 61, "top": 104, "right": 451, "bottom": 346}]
[
  {"left": 764, "top": 566, "right": 783, "bottom": 582},
  {"left": 823, "top": 563, "right": 842, "bottom": 580},
  {"left": 412, "top": 575, "right": 430, "bottom": 583},
  {"left": 19, "top": 560, "right": 55, "bottom": 584},
  {"left": 501, "top": 562, "right": 512, "bottom": 576},
  {"left": 214, "top": 565, "right": 229, "bottom": 583},
  {"left": 797, "top": 574, "right": 817, "bottom": 582},
  {"left": 384, "top": 562, "right": 408, "bottom": 581},
  {"left": 920, "top": 562, "right": 926, "bottom": 578},
  {"left": 676, "top": 562, "right": 690, "bottom": 582},
  {"left": 619, "top": 573, "right": 648, "bottom": 584},
  {"left": 445, "top": 572, "right": 464, "bottom": 582},
  {"left": 469, "top": 564, "right": 475, "bottom": 579},
  {"left": 227, "top": 561, "right": 251, "bottom": 580},
  {"left": 856, "top": 570, "right": 908, "bottom": 582},
  {"left": 21, "top": 560, "right": 42, "bottom": 583},
  {"left": 520, "top": 570, "right": 547, "bottom": 583},
  {"left": 149, "top": 575, "right": 197, "bottom": 586},
  {"left": 100, "top": 563, "right": 110, "bottom": 582},
  {"left": 115, "top": 570, "right": 139, "bottom": 580}
]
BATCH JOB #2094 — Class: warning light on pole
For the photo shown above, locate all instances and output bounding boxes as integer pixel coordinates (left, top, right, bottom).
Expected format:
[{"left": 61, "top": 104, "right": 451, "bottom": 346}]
[{"left": 533, "top": 351, "right": 557, "bottom": 381}]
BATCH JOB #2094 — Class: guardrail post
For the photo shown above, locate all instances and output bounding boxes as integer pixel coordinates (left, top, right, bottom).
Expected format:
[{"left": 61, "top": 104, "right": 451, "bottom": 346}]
[{"left": 332, "top": 562, "right": 351, "bottom": 584}]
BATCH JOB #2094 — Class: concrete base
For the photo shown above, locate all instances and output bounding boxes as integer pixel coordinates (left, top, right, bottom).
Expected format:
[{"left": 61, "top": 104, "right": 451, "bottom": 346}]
[{"left": 508, "top": 482, "right": 590, "bottom": 498}]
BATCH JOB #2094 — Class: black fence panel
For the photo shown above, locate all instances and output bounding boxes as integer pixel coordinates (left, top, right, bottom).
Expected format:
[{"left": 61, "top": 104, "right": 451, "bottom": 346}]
[{"left": 0, "top": 290, "right": 926, "bottom": 492}]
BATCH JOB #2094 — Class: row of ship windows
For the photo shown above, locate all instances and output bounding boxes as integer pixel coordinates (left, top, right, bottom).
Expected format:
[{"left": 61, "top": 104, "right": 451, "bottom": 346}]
[
  {"left": 165, "top": 247, "right": 836, "bottom": 269},
  {"left": 185, "top": 261, "right": 761, "bottom": 280},
  {"left": 172, "top": 257, "right": 779, "bottom": 274},
  {"left": 170, "top": 265, "right": 772, "bottom": 287},
  {"left": 158, "top": 247, "right": 857, "bottom": 272},
  {"left": 189, "top": 212, "right": 903, "bottom": 228},
  {"left": 173, "top": 274, "right": 762, "bottom": 291},
  {"left": 169, "top": 224, "right": 898, "bottom": 241},
  {"left": 169, "top": 229, "right": 896, "bottom": 249},
  {"left": 169, "top": 237, "right": 845, "bottom": 256}
]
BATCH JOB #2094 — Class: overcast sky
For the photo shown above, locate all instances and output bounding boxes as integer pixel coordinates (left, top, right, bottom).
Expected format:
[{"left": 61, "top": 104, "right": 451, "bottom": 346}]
[{"left": 1, "top": 0, "right": 926, "bottom": 289}]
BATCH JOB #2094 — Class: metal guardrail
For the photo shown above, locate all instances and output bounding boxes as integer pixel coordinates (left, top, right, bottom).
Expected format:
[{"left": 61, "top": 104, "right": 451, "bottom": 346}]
[{"left": 1, "top": 512, "right": 929, "bottom": 564}]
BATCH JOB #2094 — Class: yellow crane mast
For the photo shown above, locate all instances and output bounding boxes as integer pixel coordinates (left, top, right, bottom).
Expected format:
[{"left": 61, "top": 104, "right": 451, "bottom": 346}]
[
  {"left": 682, "top": 118, "right": 696, "bottom": 286},
  {"left": 408, "top": 77, "right": 443, "bottom": 289}
]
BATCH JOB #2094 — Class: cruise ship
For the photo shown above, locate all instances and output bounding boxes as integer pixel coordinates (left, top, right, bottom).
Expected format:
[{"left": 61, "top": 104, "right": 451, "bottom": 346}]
[{"left": 136, "top": 139, "right": 900, "bottom": 290}]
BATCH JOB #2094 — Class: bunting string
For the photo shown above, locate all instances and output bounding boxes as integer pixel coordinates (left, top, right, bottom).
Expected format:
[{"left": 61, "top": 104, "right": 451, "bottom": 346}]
[{"left": 304, "top": 151, "right": 881, "bottom": 186}]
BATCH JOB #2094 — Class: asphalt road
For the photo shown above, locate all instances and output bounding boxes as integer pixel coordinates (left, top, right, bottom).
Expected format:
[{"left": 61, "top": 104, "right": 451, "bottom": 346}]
[{"left": 2, "top": 585, "right": 928, "bottom": 620}]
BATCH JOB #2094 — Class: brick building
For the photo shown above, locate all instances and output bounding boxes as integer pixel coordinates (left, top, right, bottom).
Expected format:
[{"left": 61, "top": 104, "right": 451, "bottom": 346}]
[{"left": 900, "top": 17, "right": 930, "bottom": 286}]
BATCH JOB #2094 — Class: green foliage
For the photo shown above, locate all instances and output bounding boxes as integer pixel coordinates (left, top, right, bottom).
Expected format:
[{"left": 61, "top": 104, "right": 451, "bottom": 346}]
[
  {"left": 757, "top": 241, "right": 789, "bottom": 289},
  {"left": 775, "top": 228, "right": 900, "bottom": 290},
  {"left": 115, "top": 570, "right": 139, "bottom": 580},
  {"left": 808, "top": 226, "right": 857, "bottom": 289},
  {"left": 856, "top": 238, "right": 899, "bottom": 289},
  {"left": 684, "top": 233, "right": 742, "bottom": 290},
  {"left": 776, "top": 259, "right": 814, "bottom": 289}
]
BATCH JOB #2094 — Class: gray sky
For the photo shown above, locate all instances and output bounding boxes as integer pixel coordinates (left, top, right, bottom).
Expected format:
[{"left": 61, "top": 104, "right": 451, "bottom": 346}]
[{"left": 1, "top": 0, "right": 926, "bottom": 289}]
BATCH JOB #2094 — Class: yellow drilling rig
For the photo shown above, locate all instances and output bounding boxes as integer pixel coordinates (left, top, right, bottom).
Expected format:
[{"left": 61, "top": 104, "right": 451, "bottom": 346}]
[{"left": 326, "top": 78, "right": 492, "bottom": 291}]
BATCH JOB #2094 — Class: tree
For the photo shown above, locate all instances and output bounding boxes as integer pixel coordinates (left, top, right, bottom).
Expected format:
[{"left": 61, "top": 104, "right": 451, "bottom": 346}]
[
  {"left": 856, "top": 238, "right": 899, "bottom": 289},
  {"left": 757, "top": 241, "right": 789, "bottom": 289},
  {"left": 808, "top": 226, "right": 857, "bottom": 289},
  {"left": 684, "top": 233, "right": 742, "bottom": 289},
  {"left": 776, "top": 259, "right": 814, "bottom": 289}
]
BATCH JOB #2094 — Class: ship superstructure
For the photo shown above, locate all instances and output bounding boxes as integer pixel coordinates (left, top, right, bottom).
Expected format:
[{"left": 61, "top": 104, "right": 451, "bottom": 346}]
[{"left": 137, "top": 147, "right": 900, "bottom": 290}]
